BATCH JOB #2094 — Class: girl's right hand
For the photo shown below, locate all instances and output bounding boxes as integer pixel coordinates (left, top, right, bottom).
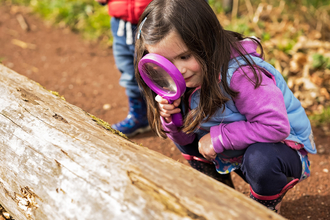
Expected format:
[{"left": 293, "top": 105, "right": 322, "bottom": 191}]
[{"left": 155, "top": 95, "right": 181, "bottom": 123}]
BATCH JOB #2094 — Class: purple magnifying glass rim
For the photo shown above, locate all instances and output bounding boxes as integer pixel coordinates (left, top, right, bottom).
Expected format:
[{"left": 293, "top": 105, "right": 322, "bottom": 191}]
[{"left": 138, "top": 53, "right": 186, "bottom": 101}]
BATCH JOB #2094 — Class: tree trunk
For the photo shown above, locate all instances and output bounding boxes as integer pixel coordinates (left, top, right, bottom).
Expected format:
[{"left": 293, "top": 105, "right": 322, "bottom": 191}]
[{"left": 0, "top": 64, "right": 286, "bottom": 220}]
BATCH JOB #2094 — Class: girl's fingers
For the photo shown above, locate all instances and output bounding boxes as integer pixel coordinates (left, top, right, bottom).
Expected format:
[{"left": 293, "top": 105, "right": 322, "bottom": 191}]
[
  {"left": 159, "top": 107, "right": 180, "bottom": 117},
  {"left": 155, "top": 95, "right": 181, "bottom": 106},
  {"left": 155, "top": 95, "right": 168, "bottom": 104},
  {"left": 173, "top": 98, "right": 181, "bottom": 107},
  {"left": 159, "top": 103, "right": 177, "bottom": 111},
  {"left": 159, "top": 111, "right": 172, "bottom": 118},
  {"left": 156, "top": 95, "right": 181, "bottom": 119}
]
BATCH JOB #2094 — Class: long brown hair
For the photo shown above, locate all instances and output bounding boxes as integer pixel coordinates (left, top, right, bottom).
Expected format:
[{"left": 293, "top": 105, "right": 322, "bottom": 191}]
[{"left": 134, "top": 0, "right": 264, "bottom": 138}]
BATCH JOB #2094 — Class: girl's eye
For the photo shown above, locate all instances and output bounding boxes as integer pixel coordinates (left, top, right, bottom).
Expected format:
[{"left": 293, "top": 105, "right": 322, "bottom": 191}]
[{"left": 180, "top": 54, "right": 191, "bottom": 60}]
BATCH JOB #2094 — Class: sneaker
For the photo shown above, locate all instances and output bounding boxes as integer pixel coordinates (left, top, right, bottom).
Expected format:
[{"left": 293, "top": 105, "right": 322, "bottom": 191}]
[
  {"left": 112, "top": 97, "right": 150, "bottom": 137},
  {"left": 184, "top": 156, "right": 235, "bottom": 189}
]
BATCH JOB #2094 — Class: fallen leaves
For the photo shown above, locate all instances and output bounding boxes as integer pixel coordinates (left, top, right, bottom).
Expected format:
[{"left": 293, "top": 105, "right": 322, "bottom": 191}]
[
  {"left": 283, "top": 36, "right": 330, "bottom": 113},
  {"left": 11, "top": 39, "right": 36, "bottom": 49},
  {"left": 244, "top": 2, "right": 330, "bottom": 115}
]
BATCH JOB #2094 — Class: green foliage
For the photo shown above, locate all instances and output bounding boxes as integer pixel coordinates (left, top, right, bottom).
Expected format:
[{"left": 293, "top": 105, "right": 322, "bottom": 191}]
[
  {"left": 208, "top": 0, "right": 231, "bottom": 14},
  {"left": 30, "top": 0, "right": 110, "bottom": 41},
  {"left": 224, "top": 20, "right": 257, "bottom": 37},
  {"left": 287, "top": 0, "right": 330, "bottom": 9},
  {"left": 4, "top": 0, "right": 30, "bottom": 5},
  {"left": 1, "top": 0, "right": 111, "bottom": 44},
  {"left": 277, "top": 39, "right": 295, "bottom": 53},
  {"left": 309, "top": 106, "right": 330, "bottom": 126},
  {"left": 79, "top": 6, "right": 111, "bottom": 42},
  {"left": 312, "top": 53, "right": 330, "bottom": 70},
  {"left": 261, "top": 32, "right": 271, "bottom": 41}
]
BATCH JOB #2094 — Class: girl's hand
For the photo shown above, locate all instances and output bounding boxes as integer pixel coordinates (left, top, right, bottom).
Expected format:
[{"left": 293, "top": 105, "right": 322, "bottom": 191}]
[
  {"left": 198, "top": 133, "right": 217, "bottom": 161},
  {"left": 155, "top": 95, "right": 181, "bottom": 123}
]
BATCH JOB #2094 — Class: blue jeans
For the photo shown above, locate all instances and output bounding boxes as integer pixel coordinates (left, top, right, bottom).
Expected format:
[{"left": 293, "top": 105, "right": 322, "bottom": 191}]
[
  {"left": 175, "top": 132, "right": 302, "bottom": 196},
  {"left": 111, "top": 17, "right": 141, "bottom": 98}
]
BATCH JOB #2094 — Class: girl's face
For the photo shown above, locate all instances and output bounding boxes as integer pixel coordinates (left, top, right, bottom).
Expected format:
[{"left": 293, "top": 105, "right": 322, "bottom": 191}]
[{"left": 145, "top": 30, "right": 203, "bottom": 88}]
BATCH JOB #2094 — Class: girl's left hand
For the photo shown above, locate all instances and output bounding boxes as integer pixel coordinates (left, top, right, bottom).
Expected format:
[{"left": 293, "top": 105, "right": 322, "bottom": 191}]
[
  {"left": 155, "top": 95, "right": 181, "bottom": 123},
  {"left": 198, "top": 133, "right": 217, "bottom": 161}
]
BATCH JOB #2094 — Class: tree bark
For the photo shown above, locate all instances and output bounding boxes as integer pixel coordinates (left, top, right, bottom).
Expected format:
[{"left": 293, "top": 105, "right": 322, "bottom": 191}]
[{"left": 0, "top": 64, "right": 286, "bottom": 220}]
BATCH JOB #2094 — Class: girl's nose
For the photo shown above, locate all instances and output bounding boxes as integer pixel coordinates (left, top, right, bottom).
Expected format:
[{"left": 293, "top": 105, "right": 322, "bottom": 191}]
[{"left": 178, "top": 66, "right": 186, "bottom": 74}]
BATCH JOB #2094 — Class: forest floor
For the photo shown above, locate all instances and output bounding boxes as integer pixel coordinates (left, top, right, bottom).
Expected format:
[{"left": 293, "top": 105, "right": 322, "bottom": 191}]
[{"left": 0, "top": 4, "right": 329, "bottom": 220}]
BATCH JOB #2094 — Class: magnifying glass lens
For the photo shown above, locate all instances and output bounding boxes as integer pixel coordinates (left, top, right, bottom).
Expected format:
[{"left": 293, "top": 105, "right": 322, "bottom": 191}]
[
  {"left": 138, "top": 53, "right": 186, "bottom": 127},
  {"left": 141, "top": 62, "right": 178, "bottom": 94}
]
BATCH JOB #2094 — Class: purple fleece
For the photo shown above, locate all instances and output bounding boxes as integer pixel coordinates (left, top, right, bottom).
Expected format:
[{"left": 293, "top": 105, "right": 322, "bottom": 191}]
[
  {"left": 161, "top": 40, "right": 290, "bottom": 152},
  {"left": 160, "top": 117, "right": 195, "bottom": 146}
]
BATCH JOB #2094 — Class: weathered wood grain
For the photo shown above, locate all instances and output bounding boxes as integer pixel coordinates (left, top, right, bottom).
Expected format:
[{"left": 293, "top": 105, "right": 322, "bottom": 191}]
[{"left": 0, "top": 64, "right": 286, "bottom": 220}]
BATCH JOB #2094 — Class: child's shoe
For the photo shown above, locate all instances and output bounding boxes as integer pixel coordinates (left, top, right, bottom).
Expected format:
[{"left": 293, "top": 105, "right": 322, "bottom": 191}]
[
  {"left": 182, "top": 154, "right": 235, "bottom": 188},
  {"left": 112, "top": 97, "right": 150, "bottom": 137}
]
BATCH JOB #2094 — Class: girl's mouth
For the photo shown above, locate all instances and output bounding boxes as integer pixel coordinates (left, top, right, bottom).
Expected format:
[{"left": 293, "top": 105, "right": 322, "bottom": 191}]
[{"left": 184, "top": 75, "right": 193, "bottom": 81}]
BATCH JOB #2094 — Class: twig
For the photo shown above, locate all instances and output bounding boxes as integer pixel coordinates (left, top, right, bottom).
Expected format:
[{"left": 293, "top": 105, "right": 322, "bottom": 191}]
[
  {"left": 231, "top": 0, "right": 239, "bottom": 20},
  {"left": 252, "top": 3, "right": 264, "bottom": 23},
  {"left": 278, "top": 0, "right": 285, "bottom": 14},
  {"left": 16, "top": 14, "right": 30, "bottom": 32},
  {"left": 244, "top": 0, "right": 254, "bottom": 20}
]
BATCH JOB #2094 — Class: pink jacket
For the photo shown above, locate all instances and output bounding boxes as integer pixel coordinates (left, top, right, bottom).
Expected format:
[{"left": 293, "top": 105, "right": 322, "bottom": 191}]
[{"left": 162, "top": 40, "right": 291, "bottom": 153}]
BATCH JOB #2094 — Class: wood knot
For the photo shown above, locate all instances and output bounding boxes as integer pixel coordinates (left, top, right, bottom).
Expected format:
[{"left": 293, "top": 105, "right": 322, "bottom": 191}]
[{"left": 53, "top": 113, "right": 68, "bottom": 123}]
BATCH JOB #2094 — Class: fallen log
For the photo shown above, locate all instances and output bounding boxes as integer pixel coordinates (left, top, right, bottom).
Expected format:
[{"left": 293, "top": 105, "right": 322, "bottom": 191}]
[{"left": 0, "top": 64, "right": 286, "bottom": 220}]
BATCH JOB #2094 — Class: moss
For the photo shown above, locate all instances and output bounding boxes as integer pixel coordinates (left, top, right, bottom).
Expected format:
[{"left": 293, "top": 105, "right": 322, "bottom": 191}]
[
  {"left": 87, "top": 113, "right": 129, "bottom": 140},
  {"left": 34, "top": 82, "right": 66, "bottom": 101},
  {"left": 48, "top": 90, "right": 66, "bottom": 101}
]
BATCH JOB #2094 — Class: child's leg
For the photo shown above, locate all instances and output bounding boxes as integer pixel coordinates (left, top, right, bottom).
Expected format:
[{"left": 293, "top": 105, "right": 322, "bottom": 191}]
[
  {"left": 241, "top": 142, "right": 304, "bottom": 213},
  {"left": 110, "top": 17, "right": 150, "bottom": 137},
  {"left": 175, "top": 138, "right": 234, "bottom": 188}
]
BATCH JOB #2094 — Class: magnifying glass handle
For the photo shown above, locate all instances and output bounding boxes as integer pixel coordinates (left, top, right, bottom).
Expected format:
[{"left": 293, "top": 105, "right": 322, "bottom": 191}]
[
  {"left": 167, "top": 99, "right": 183, "bottom": 127},
  {"left": 172, "top": 112, "right": 183, "bottom": 127}
]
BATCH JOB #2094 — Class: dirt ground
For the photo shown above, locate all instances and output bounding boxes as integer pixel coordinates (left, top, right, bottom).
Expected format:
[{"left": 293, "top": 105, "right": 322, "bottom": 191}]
[{"left": 0, "top": 4, "right": 329, "bottom": 220}]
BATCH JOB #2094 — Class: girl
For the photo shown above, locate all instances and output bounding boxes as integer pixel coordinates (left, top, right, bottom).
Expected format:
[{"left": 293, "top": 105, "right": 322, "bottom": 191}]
[{"left": 134, "top": 0, "right": 316, "bottom": 213}]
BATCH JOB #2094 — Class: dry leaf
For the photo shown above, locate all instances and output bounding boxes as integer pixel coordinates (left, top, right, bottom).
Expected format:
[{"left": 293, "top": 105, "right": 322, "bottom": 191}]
[
  {"left": 11, "top": 39, "right": 36, "bottom": 49},
  {"left": 320, "top": 87, "right": 330, "bottom": 100}
]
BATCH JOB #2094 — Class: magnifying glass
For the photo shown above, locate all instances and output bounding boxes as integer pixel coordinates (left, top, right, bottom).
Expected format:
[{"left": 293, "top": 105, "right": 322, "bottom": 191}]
[{"left": 138, "top": 53, "right": 186, "bottom": 127}]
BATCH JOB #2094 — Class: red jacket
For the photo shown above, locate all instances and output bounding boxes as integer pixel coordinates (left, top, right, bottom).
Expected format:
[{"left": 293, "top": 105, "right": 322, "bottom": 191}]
[{"left": 107, "top": 0, "right": 152, "bottom": 24}]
